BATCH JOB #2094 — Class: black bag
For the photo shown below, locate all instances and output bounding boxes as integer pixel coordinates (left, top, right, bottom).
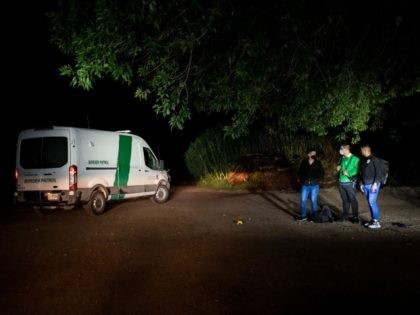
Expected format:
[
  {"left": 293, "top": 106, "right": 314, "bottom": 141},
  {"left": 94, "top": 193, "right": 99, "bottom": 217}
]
[{"left": 312, "top": 205, "right": 333, "bottom": 223}]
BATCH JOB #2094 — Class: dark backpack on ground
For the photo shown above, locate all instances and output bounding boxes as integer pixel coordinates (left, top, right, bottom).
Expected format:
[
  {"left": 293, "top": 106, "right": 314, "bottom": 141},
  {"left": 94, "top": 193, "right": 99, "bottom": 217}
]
[
  {"left": 312, "top": 205, "right": 333, "bottom": 223},
  {"left": 375, "top": 157, "right": 390, "bottom": 185}
]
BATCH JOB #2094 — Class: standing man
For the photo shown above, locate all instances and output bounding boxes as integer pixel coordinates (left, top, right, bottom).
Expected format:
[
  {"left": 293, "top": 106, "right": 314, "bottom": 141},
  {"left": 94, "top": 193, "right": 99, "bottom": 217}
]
[
  {"left": 337, "top": 144, "right": 360, "bottom": 223},
  {"left": 360, "top": 144, "right": 382, "bottom": 229},
  {"left": 297, "top": 149, "right": 324, "bottom": 221}
]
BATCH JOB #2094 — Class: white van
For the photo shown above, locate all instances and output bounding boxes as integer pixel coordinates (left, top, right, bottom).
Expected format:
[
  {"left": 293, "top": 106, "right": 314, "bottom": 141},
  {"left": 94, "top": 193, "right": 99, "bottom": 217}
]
[{"left": 15, "top": 127, "right": 170, "bottom": 215}]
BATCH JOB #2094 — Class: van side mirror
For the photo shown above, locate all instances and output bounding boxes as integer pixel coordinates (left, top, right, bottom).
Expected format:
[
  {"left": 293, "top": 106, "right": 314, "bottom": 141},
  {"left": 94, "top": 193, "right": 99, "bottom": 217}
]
[{"left": 159, "top": 160, "right": 165, "bottom": 170}]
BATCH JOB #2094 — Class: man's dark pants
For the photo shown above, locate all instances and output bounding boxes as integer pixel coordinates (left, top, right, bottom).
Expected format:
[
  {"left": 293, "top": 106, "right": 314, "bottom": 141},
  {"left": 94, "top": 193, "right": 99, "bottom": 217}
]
[{"left": 338, "top": 182, "right": 359, "bottom": 218}]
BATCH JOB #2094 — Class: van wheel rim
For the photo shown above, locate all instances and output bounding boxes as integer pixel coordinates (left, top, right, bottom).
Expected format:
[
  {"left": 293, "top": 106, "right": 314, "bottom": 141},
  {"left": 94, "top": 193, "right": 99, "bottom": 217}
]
[
  {"left": 93, "top": 198, "right": 103, "bottom": 210},
  {"left": 156, "top": 188, "right": 166, "bottom": 200}
]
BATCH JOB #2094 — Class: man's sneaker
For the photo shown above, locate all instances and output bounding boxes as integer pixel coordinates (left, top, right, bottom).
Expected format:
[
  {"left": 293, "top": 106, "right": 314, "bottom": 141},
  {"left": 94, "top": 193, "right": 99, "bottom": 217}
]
[
  {"left": 367, "top": 220, "right": 381, "bottom": 229},
  {"left": 297, "top": 217, "right": 307, "bottom": 222},
  {"left": 364, "top": 220, "right": 378, "bottom": 227}
]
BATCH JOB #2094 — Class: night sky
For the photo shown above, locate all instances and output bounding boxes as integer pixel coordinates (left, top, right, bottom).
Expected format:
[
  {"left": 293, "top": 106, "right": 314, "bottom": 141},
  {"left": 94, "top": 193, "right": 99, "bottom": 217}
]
[{"left": 1, "top": 1, "right": 420, "bottom": 203}]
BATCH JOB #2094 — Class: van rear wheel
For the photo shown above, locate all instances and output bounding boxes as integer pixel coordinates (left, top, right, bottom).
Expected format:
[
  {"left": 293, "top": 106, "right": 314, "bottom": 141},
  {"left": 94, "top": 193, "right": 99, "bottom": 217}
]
[
  {"left": 84, "top": 191, "right": 106, "bottom": 216},
  {"left": 153, "top": 185, "right": 170, "bottom": 204}
]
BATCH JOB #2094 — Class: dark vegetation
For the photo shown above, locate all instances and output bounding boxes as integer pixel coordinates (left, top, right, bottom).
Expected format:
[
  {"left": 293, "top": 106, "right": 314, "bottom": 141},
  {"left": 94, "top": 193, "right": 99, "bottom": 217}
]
[{"left": 48, "top": 0, "right": 420, "bottom": 186}]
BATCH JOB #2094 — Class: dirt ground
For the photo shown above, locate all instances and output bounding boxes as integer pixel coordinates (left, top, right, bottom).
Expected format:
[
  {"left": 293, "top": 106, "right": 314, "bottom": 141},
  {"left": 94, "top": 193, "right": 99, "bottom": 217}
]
[{"left": 1, "top": 186, "right": 420, "bottom": 314}]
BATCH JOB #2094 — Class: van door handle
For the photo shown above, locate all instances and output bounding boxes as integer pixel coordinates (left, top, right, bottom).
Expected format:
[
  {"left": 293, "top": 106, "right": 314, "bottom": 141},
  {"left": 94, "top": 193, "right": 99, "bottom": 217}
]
[
  {"left": 44, "top": 173, "right": 52, "bottom": 176},
  {"left": 145, "top": 170, "right": 149, "bottom": 173}
]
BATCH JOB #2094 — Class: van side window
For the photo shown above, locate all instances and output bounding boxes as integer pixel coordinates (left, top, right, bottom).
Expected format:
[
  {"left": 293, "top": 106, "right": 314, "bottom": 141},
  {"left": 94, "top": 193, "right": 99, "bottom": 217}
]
[{"left": 143, "top": 147, "right": 159, "bottom": 170}]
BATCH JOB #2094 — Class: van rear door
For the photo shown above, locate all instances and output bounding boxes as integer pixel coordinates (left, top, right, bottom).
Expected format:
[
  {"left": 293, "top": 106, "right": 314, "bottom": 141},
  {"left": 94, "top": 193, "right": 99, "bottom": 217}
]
[{"left": 17, "top": 130, "right": 70, "bottom": 192}]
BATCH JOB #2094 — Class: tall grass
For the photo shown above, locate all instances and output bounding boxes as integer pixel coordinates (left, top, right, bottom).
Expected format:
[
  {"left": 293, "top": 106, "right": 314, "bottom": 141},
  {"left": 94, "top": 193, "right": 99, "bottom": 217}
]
[
  {"left": 270, "top": 131, "right": 328, "bottom": 161},
  {"left": 197, "top": 171, "right": 267, "bottom": 191},
  {"left": 185, "top": 127, "right": 331, "bottom": 180}
]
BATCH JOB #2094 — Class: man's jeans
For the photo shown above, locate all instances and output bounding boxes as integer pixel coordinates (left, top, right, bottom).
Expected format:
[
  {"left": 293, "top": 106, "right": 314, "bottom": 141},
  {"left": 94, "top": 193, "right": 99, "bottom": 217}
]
[
  {"left": 338, "top": 182, "right": 359, "bottom": 218},
  {"left": 363, "top": 183, "right": 381, "bottom": 221},
  {"left": 300, "top": 185, "right": 319, "bottom": 218}
]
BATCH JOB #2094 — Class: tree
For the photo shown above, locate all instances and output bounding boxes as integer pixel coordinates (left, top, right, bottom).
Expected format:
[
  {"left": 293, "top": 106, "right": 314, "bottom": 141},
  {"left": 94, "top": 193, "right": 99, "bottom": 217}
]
[{"left": 49, "top": 0, "right": 420, "bottom": 141}]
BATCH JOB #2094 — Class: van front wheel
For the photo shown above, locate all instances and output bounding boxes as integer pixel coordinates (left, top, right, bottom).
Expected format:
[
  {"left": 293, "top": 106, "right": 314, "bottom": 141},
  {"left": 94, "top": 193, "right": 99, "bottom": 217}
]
[
  {"left": 84, "top": 191, "right": 106, "bottom": 216},
  {"left": 153, "top": 185, "right": 170, "bottom": 204}
]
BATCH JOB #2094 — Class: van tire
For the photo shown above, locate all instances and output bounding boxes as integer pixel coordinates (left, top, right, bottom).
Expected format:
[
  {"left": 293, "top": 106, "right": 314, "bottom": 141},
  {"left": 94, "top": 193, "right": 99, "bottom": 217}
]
[
  {"left": 153, "top": 185, "right": 170, "bottom": 204},
  {"left": 84, "top": 191, "right": 106, "bottom": 216}
]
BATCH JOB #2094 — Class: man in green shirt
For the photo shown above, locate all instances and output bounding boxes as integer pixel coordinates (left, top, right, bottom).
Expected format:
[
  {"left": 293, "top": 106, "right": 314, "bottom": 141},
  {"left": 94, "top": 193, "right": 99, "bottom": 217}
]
[{"left": 336, "top": 144, "right": 360, "bottom": 223}]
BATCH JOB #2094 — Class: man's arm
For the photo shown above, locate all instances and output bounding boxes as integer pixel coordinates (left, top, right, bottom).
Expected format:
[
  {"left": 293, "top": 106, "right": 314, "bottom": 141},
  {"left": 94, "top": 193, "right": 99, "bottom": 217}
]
[
  {"left": 372, "top": 157, "right": 381, "bottom": 185},
  {"left": 298, "top": 160, "right": 305, "bottom": 181},
  {"left": 336, "top": 158, "right": 342, "bottom": 172}
]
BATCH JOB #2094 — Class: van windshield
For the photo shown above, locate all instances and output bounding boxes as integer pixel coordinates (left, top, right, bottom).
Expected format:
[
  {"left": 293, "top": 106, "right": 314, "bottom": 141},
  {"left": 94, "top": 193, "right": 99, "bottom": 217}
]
[{"left": 20, "top": 137, "right": 68, "bottom": 169}]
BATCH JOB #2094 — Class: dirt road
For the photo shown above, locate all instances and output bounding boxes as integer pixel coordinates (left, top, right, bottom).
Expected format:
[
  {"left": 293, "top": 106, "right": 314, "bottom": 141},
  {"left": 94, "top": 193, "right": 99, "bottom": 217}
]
[{"left": 1, "top": 186, "right": 420, "bottom": 314}]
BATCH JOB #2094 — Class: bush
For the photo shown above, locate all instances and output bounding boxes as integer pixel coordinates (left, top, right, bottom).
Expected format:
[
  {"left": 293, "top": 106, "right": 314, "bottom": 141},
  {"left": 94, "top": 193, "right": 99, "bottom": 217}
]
[
  {"left": 185, "top": 128, "right": 239, "bottom": 180},
  {"left": 185, "top": 127, "right": 332, "bottom": 180}
]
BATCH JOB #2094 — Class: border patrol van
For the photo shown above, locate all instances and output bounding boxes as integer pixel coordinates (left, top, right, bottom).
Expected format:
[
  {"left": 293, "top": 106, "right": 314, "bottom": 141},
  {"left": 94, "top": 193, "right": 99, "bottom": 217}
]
[{"left": 15, "top": 127, "right": 170, "bottom": 215}]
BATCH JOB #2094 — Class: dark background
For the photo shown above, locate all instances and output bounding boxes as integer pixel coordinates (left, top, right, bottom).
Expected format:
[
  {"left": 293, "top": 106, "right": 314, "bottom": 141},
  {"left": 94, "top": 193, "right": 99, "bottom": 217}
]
[
  {"left": 1, "top": 1, "right": 419, "bottom": 207},
  {"left": 1, "top": 1, "right": 214, "bottom": 204}
]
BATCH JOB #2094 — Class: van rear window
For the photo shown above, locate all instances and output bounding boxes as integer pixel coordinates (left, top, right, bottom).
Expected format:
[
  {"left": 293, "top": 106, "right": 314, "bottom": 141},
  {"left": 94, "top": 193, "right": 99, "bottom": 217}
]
[{"left": 20, "top": 137, "right": 68, "bottom": 169}]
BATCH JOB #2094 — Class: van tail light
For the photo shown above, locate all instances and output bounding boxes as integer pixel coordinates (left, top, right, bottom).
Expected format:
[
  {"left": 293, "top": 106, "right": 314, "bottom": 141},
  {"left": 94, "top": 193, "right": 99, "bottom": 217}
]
[
  {"left": 15, "top": 168, "right": 19, "bottom": 181},
  {"left": 69, "top": 165, "right": 78, "bottom": 191}
]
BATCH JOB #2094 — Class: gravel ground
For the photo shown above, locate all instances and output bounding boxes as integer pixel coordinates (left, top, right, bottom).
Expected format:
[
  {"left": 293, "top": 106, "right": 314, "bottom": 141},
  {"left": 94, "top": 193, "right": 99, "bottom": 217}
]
[{"left": 1, "top": 186, "right": 419, "bottom": 314}]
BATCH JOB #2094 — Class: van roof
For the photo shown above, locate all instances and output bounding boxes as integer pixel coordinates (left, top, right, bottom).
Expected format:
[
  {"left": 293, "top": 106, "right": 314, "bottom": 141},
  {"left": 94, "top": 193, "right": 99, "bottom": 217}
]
[
  {"left": 19, "top": 126, "right": 148, "bottom": 144},
  {"left": 26, "top": 126, "right": 132, "bottom": 134}
]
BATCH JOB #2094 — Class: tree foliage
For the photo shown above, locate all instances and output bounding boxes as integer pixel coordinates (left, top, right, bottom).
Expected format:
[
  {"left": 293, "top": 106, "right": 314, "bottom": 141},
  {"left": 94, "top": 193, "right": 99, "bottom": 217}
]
[{"left": 49, "top": 0, "right": 420, "bottom": 141}]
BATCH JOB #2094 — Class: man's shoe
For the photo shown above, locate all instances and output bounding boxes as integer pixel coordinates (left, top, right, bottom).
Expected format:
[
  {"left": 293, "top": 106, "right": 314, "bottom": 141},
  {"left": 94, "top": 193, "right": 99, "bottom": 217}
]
[
  {"left": 367, "top": 220, "right": 381, "bottom": 229},
  {"left": 297, "top": 217, "right": 307, "bottom": 222},
  {"left": 351, "top": 217, "right": 360, "bottom": 224}
]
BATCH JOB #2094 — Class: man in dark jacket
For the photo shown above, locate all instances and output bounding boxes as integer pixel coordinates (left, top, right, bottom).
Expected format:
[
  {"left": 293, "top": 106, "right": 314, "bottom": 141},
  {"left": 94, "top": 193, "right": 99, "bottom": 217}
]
[
  {"left": 360, "top": 144, "right": 382, "bottom": 229},
  {"left": 297, "top": 150, "right": 324, "bottom": 221}
]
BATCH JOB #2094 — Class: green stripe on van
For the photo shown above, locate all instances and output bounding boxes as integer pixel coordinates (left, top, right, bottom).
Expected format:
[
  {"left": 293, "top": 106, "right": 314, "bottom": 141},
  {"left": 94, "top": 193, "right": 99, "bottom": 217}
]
[{"left": 112, "top": 135, "right": 132, "bottom": 199}]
